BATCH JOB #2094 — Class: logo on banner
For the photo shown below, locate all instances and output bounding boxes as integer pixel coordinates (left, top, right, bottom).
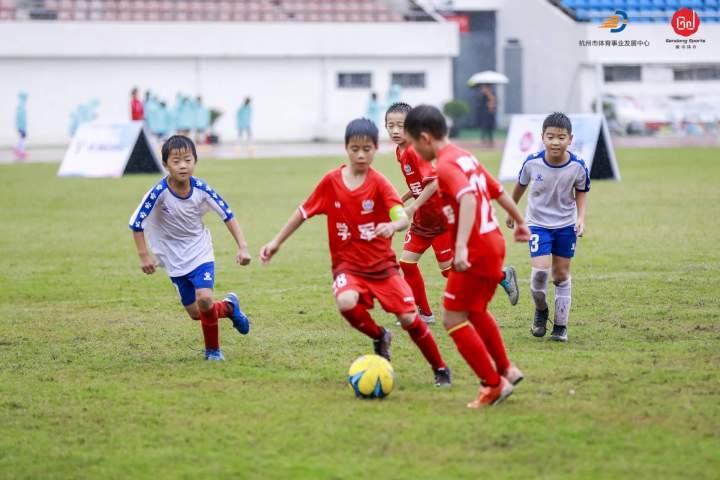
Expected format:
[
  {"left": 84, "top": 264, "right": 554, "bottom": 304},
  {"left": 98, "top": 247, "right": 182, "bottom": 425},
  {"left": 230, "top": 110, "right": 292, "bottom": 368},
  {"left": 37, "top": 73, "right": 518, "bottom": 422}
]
[
  {"left": 672, "top": 8, "right": 700, "bottom": 37},
  {"left": 598, "top": 10, "right": 629, "bottom": 33},
  {"left": 519, "top": 132, "right": 534, "bottom": 152}
]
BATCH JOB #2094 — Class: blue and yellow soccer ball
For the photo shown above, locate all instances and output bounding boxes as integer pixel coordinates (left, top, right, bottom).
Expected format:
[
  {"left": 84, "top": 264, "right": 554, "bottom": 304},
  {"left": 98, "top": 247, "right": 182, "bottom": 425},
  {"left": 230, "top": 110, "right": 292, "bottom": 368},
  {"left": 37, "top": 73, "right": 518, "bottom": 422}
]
[{"left": 347, "top": 354, "right": 395, "bottom": 399}]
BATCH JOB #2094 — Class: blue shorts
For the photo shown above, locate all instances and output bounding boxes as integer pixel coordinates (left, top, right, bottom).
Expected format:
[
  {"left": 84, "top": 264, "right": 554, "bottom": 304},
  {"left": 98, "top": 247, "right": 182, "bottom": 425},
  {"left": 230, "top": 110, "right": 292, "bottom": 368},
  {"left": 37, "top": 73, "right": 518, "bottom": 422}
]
[
  {"left": 170, "top": 262, "right": 215, "bottom": 306},
  {"left": 528, "top": 225, "right": 576, "bottom": 258}
]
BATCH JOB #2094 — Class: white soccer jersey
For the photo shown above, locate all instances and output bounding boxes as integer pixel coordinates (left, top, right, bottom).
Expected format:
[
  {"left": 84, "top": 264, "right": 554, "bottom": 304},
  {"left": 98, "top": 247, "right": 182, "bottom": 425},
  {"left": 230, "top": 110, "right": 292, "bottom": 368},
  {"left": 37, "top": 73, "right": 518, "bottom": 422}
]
[
  {"left": 518, "top": 150, "right": 590, "bottom": 229},
  {"left": 129, "top": 176, "right": 234, "bottom": 277}
]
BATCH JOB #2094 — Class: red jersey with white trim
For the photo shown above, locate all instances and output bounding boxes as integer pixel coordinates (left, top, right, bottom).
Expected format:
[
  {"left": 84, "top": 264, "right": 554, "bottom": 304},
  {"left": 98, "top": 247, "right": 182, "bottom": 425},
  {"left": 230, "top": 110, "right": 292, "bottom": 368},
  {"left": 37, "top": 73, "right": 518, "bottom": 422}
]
[
  {"left": 299, "top": 166, "right": 404, "bottom": 279},
  {"left": 396, "top": 144, "right": 447, "bottom": 238},
  {"left": 436, "top": 144, "right": 506, "bottom": 279}
]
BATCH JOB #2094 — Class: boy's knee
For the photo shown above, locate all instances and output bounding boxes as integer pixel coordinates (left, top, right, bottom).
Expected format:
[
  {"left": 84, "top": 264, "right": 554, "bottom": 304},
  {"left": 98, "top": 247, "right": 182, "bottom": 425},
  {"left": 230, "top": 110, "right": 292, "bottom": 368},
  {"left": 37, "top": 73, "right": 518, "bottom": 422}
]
[
  {"left": 336, "top": 291, "right": 359, "bottom": 312},
  {"left": 196, "top": 295, "right": 213, "bottom": 311},
  {"left": 397, "top": 312, "right": 416, "bottom": 328}
]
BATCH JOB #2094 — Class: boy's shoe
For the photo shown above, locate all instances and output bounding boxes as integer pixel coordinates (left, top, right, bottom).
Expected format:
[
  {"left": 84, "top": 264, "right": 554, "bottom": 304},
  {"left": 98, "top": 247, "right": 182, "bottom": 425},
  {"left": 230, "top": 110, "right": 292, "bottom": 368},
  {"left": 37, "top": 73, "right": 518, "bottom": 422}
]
[
  {"left": 499, "top": 266, "right": 520, "bottom": 306},
  {"left": 550, "top": 324, "right": 568, "bottom": 342},
  {"left": 434, "top": 367, "right": 452, "bottom": 387},
  {"left": 224, "top": 292, "right": 250, "bottom": 335},
  {"left": 502, "top": 364, "right": 524, "bottom": 386},
  {"left": 531, "top": 308, "right": 549, "bottom": 337},
  {"left": 419, "top": 311, "right": 436, "bottom": 324},
  {"left": 467, "top": 377, "right": 514, "bottom": 409},
  {"left": 373, "top": 328, "right": 393, "bottom": 362},
  {"left": 204, "top": 348, "right": 225, "bottom": 361}
]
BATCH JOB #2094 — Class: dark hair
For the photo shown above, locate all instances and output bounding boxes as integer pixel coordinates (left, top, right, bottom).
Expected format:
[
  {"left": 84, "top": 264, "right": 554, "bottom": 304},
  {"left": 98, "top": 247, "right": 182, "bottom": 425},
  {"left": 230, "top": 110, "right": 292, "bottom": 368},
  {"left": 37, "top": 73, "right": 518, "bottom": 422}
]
[
  {"left": 404, "top": 104, "right": 448, "bottom": 140},
  {"left": 345, "top": 118, "right": 379, "bottom": 147},
  {"left": 385, "top": 102, "right": 412, "bottom": 123},
  {"left": 161, "top": 135, "right": 197, "bottom": 163},
  {"left": 542, "top": 112, "right": 572, "bottom": 134}
]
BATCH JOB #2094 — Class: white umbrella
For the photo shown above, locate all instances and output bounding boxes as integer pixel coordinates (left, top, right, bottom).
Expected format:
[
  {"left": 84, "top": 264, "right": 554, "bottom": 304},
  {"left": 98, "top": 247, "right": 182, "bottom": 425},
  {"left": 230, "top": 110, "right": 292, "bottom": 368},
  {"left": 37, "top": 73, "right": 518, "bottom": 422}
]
[{"left": 467, "top": 71, "right": 509, "bottom": 86}]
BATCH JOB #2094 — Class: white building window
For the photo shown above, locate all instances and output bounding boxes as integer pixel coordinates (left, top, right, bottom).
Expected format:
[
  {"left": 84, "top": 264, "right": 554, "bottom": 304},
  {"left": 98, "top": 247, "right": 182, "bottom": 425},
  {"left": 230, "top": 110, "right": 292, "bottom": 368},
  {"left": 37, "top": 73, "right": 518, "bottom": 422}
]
[
  {"left": 338, "top": 73, "right": 372, "bottom": 88},
  {"left": 391, "top": 72, "right": 426, "bottom": 88},
  {"left": 674, "top": 66, "right": 720, "bottom": 81},
  {"left": 604, "top": 66, "right": 641, "bottom": 82}
]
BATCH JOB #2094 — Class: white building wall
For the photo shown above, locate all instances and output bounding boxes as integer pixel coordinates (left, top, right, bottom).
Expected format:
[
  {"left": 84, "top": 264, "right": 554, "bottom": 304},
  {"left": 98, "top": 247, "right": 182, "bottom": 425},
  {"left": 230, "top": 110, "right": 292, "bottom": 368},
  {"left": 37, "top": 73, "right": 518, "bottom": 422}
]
[{"left": 0, "top": 22, "right": 458, "bottom": 146}]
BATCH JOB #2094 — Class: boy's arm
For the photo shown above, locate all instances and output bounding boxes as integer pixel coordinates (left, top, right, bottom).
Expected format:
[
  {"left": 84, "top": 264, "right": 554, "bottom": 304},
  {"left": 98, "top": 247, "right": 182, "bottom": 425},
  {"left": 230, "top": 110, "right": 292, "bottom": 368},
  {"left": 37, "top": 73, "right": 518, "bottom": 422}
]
[
  {"left": 260, "top": 209, "right": 305, "bottom": 264},
  {"left": 401, "top": 190, "right": 413, "bottom": 203},
  {"left": 405, "top": 180, "right": 438, "bottom": 217},
  {"left": 132, "top": 231, "right": 157, "bottom": 274},
  {"left": 374, "top": 205, "right": 409, "bottom": 238},
  {"left": 505, "top": 183, "right": 527, "bottom": 228},
  {"left": 496, "top": 191, "right": 531, "bottom": 242},
  {"left": 453, "top": 194, "right": 477, "bottom": 272},
  {"left": 575, "top": 190, "right": 587, "bottom": 237},
  {"left": 224, "top": 218, "right": 251, "bottom": 265}
]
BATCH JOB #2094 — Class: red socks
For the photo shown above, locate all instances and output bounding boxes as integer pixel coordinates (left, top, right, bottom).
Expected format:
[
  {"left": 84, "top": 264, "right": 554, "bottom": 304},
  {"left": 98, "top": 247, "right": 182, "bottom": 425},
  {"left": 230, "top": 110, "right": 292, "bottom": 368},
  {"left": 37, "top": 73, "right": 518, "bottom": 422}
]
[
  {"left": 400, "top": 261, "right": 432, "bottom": 315},
  {"left": 213, "top": 301, "right": 232, "bottom": 319},
  {"left": 448, "top": 321, "right": 500, "bottom": 386},
  {"left": 199, "top": 307, "right": 219, "bottom": 350},
  {"left": 441, "top": 268, "right": 450, "bottom": 278},
  {"left": 341, "top": 304, "right": 383, "bottom": 340},
  {"left": 469, "top": 310, "right": 510, "bottom": 375},
  {"left": 403, "top": 316, "right": 446, "bottom": 371}
]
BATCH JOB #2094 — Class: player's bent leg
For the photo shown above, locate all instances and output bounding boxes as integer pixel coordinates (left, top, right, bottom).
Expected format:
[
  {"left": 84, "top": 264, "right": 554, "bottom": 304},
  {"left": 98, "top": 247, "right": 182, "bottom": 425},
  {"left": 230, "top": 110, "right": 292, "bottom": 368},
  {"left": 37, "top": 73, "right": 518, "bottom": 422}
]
[
  {"left": 397, "top": 311, "right": 449, "bottom": 385},
  {"left": 337, "top": 289, "right": 387, "bottom": 354},
  {"left": 223, "top": 292, "right": 250, "bottom": 335},
  {"left": 184, "top": 303, "right": 201, "bottom": 321},
  {"left": 196, "top": 288, "right": 222, "bottom": 360},
  {"left": 400, "top": 249, "right": 434, "bottom": 323},
  {"left": 530, "top": 256, "right": 552, "bottom": 337},
  {"left": 438, "top": 260, "right": 452, "bottom": 278}
]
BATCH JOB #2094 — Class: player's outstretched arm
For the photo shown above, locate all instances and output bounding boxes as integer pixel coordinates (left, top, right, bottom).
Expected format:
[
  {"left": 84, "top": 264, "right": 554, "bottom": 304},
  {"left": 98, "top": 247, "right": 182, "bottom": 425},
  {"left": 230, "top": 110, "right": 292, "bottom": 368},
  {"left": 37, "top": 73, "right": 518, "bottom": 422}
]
[
  {"left": 454, "top": 193, "right": 476, "bottom": 272},
  {"left": 401, "top": 190, "right": 414, "bottom": 203},
  {"left": 132, "top": 231, "right": 157, "bottom": 274},
  {"left": 224, "top": 218, "right": 251, "bottom": 265},
  {"left": 505, "top": 183, "right": 527, "bottom": 229},
  {"left": 575, "top": 190, "right": 587, "bottom": 237},
  {"left": 260, "top": 209, "right": 305, "bottom": 264},
  {"left": 497, "top": 191, "right": 531, "bottom": 242},
  {"left": 405, "top": 179, "right": 438, "bottom": 218},
  {"left": 374, "top": 205, "right": 409, "bottom": 238}
]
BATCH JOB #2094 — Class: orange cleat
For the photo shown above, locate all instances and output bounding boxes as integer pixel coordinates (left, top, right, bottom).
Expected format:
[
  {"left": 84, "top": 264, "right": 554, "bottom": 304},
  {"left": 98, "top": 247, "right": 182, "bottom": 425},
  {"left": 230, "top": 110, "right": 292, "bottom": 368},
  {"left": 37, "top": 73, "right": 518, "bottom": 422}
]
[
  {"left": 503, "top": 364, "right": 524, "bottom": 386},
  {"left": 467, "top": 377, "right": 514, "bottom": 408}
]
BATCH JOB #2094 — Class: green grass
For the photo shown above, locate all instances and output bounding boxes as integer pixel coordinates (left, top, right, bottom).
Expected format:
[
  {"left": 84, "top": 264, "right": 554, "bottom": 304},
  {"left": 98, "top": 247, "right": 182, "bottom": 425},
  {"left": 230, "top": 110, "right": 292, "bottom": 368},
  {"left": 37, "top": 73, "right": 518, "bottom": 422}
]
[{"left": 0, "top": 147, "right": 719, "bottom": 479}]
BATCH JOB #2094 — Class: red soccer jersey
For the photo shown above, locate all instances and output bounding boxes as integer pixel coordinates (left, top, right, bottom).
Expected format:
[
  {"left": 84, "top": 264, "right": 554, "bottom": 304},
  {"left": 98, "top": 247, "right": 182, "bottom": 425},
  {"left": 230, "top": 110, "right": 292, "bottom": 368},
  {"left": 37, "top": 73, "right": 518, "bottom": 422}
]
[
  {"left": 396, "top": 144, "right": 446, "bottom": 238},
  {"left": 436, "top": 144, "right": 506, "bottom": 279},
  {"left": 300, "top": 166, "right": 404, "bottom": 278},
  {"left": 131, "top": 98, "right": 144, "bottom": 121}
]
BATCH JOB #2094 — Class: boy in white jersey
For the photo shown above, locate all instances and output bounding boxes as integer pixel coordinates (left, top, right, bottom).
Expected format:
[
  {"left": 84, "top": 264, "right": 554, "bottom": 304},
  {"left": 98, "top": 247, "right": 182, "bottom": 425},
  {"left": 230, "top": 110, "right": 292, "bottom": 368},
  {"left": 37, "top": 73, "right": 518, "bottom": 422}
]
[
  {"left": 506, "top": 113, "right": 590, "bottom": 342},
  {"left": 129, "top": 135, "right": 252, "bottom": 361}
]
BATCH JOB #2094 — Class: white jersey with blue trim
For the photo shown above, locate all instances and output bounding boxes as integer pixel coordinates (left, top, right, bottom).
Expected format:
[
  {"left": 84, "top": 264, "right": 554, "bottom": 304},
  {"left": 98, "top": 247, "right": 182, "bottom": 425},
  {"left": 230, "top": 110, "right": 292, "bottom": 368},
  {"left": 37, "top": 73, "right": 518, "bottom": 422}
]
[
  {"left": 518, "top": 150, "right": 590, "bottom": 229},
  {"left": 129, "top": 176, "right": 234, "bottom": 277}
]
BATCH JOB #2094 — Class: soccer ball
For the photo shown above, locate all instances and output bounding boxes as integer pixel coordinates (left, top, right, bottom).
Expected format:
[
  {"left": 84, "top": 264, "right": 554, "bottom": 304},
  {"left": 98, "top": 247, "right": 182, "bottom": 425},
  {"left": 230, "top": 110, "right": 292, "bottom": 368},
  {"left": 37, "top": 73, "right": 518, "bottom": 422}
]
[{"left": 347, "top": 354, "right": 395, "bottom": 399}]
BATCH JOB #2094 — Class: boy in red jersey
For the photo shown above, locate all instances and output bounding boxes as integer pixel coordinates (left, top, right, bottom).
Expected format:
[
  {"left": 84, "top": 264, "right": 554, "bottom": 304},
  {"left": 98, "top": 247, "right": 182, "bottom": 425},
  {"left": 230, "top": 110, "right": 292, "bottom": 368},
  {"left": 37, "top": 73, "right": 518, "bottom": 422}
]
[
  {"left": 259, "top": 118, "right": 451, "bottom": 387},
  {"left": 405, "top": 105, "right": 531, "bottom": 408},
  {"left": 385, "top": 103, "right": 520, "bottom": 324}
]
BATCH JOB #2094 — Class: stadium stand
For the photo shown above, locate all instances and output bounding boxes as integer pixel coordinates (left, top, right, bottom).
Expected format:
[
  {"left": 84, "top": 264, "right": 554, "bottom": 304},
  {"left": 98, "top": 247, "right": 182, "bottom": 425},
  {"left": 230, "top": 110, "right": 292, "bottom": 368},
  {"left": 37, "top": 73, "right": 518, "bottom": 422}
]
[
  {"left": 554, "top": 0, "right": 719, "bottom": 23},
  {"left": 0, "top": 0, "right": 405, "bottom": 22}
]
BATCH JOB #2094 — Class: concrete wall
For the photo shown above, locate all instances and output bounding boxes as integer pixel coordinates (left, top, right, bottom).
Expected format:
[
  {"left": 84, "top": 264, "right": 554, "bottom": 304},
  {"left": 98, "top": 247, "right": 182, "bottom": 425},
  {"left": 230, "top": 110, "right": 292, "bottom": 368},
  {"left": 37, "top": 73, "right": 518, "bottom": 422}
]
[{"left": 0, "top": 21, "right": 458, "bottom": 146}]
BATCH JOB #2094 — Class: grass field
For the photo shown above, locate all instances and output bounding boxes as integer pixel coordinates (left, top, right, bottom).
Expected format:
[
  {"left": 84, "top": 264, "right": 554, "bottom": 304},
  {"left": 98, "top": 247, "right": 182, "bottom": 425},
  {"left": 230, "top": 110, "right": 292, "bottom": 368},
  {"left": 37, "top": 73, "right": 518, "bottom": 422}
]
[{"left": 1, "top": 147, "right": 719, "bottom": 479}]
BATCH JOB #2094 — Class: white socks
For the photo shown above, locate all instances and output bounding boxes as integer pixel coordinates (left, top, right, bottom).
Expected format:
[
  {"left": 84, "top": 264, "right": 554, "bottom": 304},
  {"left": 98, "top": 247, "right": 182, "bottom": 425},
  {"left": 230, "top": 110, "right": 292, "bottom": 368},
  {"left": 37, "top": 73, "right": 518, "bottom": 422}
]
[
  {"left": 554, "top": 277, "right": 572, "bottom": 326},
  {"left": 530, "top": 268, "right": 550, "bottom": 311}
]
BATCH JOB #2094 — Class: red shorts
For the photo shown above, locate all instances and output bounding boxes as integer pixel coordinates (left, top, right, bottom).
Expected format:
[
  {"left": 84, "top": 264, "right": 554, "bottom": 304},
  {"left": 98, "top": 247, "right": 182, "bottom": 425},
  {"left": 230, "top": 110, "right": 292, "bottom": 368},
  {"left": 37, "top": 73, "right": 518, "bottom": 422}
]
[
  {"left": 403, "top": 230, "right": 453, "bottom": 264},
  {"left": 332, "top": 272, "right": 416, "bottom": 314},
  {"left": 443, "top": 270, "right": 498, "bottom": 313}
]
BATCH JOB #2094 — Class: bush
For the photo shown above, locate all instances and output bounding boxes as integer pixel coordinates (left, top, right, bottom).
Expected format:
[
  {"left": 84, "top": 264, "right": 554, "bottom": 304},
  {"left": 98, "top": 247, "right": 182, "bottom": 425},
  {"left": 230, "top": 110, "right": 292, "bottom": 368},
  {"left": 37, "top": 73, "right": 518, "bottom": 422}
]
[{"left": 443, "top": 100, "right": 471, "bottom": 120}]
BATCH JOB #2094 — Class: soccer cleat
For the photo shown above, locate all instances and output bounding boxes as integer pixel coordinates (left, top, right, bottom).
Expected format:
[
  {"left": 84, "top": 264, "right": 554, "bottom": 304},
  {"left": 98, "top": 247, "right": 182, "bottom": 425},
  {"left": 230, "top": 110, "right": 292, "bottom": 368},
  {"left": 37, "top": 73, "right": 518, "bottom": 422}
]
[
  {"left": 500, "top": 266, "right": 520, "bottom": 306},
  {"left": 204, "top": 348, "right": 225, "bottom": 361},
  {"left": 373, "top": 327, "right": 393, "bottom": 362},
  {"left": 418, "top": 312, "right": 436, "bottom": 324},
  {"left": 531, "top": 308, "right": 549, "bottom": 337},
  {"left": 224, "top": 292, "right": 250, "bottom": 335},
  {"left": 467, "top": 377, "right": 514, "bottom": 408},
  {"left": 550, "top": 324, "right": 568, "bottom": 342},
  {"left": 434, "top": 367, "right": 452, "bottom": 387},
  {"left": 502, "top": 364, "right": 524, "bottom": 386}
]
